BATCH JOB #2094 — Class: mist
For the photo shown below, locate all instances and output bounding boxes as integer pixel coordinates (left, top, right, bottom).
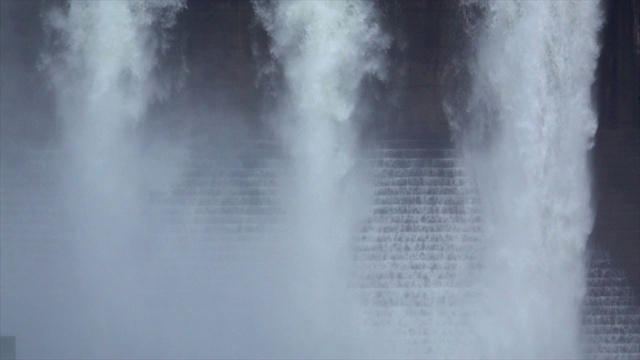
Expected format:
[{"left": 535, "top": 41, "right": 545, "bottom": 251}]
[
  {"left": 1, "top": 1, "right": 393, "bottom": 358},
  {"left": 1, "top": 1, "right": 634, "bottom": 359}
]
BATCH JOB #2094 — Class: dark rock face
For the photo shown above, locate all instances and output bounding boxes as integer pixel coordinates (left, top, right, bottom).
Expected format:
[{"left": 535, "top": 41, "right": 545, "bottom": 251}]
[
  {"left": 592, "top": 0, "right": 640, "bottom": 304},
  {"left": 592, "top": 129, "right": 640, "bottom": 304},
  {"left": 597, "top": 0, "right": 640, "bottom": 131}
]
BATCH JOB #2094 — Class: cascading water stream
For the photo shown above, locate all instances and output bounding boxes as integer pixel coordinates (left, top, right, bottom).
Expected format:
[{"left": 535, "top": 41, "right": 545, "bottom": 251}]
[
  {"left": 449, "top": 1, "right": 603, "bottom": 358},
  {"left": 40, "top": 1, "right": 184, "bottom": 357},
  {"left": 254, "top": 1, "right": 390, "bottom": 356},
  {"left": 2, "top": 0, "right": 630, "bottom": 359}
]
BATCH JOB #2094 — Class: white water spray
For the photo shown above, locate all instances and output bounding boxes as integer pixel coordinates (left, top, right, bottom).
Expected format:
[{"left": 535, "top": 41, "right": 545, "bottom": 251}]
[
  {"left": 1, "top": 0, "right": 614, "bottom": 358},
  {"left": 39, "top": 1, "right": 184, "bottom": 357},
  {"left": 255, "top": 1, "right": 390, "bottom": 356},
  {"left": 451, "top": 1, "right": 603, "bottom": 358}
]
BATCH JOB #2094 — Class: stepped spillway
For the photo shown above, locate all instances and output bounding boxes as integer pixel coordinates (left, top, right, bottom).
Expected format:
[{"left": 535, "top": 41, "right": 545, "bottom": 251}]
[{"left": 0, "top": 140, "right": 638, "bottom": 358}]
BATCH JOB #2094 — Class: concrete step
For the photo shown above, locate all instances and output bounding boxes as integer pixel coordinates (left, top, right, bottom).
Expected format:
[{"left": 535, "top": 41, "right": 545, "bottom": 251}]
[
  {"left": 361, "top": 223, "right": 482, "bottom": 233},
  {"left": 374, "top": 167, "right": 466, "bottom": 178},
  {"left": 367, "top": 158, "right": 462, "bottom": 168},
  {"left": 371, "top": 204, "right": 480, "bottom": 215},
  {"left": 374, "top": 186, "right": 476, "bottom": 196},
  {"left": 366, "top": 213, "right": 482, "bottom": 224},
  {"left": 366, "top": 149, "right": 460, "bottom": 159},
  {"left": 359, "top": 232, "right": 480, "bottom": 242},
  {"left": 375, "top": 139, "right": 456, "bottom": 150},
  {"left": 354, "top": 250, "right": 478, "bottom": 262},
  {"left": 373, "top": 176, "right": 469, "bottom": 187}
]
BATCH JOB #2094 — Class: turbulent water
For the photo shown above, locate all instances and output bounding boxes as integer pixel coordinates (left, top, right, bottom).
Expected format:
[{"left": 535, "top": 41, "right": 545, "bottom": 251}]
[
  {"left": 0, "top": 0, "right": 615, "bottom": 359},
  {"left": 40, "top": 1, "right": 185, "bottom": 357},
  {"left": 449, "top": 1, "right": 603, "bottom": 358},
  {"left": 254, "top": 1, "right": 390, "bottom": 357}
]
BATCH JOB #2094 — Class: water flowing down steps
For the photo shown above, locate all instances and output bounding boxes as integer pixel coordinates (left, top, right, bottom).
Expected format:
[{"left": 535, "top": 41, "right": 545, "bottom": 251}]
[
  {"left": 0, "top": 139, "right": 638, "bottom": 358},
  {"left": 354, "top": 138, "right": 482, "bottom": 354},
  {"left": 583, "top": 248, "right": 640, "bottom": 359}
]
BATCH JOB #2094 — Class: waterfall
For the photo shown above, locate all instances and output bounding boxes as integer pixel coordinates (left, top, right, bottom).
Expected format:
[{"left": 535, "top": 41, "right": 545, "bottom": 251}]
[
  {"left": 40, "top": 1, "right": 184, "bottom": 357},
  {"left": 254, "top": 1, "right": 390, "bottom": 357},
  {"left": 4, "top": 0, "right": 631, "bottom": 358},
  {"left": 450, "top": 1, "right": 603, "bottom": 358}
]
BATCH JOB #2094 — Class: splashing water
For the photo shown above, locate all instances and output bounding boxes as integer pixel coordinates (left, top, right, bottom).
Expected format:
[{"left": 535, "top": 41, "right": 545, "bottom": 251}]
[
  {"left": 254, "top": 1, "right": 390, "bottom": 357},
  {"left": 449, "top": 1, "right": 603, "bottom": 358},
  {"left": 0, "top": 0, "right": 614, "bottom": 358},
  {"left": 254, "top": 0, "right": 389, "bottom": 179},
  {"left": 40, "top": 1, "right": 184, "bottom": 357},
  {"left": 44, "top": 1, "right": 184, "bottom": 127}
]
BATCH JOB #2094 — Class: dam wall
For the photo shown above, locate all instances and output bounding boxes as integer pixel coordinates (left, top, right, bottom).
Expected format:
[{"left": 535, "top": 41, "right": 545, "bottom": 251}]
[{"left": 1, "top": 136, "right": 638, "bottom": 358}]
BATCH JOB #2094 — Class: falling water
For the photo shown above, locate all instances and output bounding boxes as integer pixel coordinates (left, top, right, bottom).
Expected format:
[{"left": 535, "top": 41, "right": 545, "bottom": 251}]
[
  {"left": 40, "top": 1, "right": 184, "bottom": 357},
  {"left": 254, "top": 1, "right": 390, "bottom": 356},
  {"left": 450, "top": 1, "right": 603, "bottom": 358},
  {"left": 3, "top": 0, "right": 634, "bottom": 359}
]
